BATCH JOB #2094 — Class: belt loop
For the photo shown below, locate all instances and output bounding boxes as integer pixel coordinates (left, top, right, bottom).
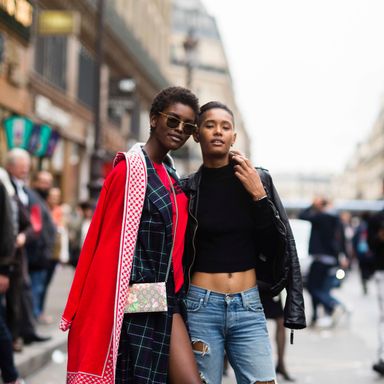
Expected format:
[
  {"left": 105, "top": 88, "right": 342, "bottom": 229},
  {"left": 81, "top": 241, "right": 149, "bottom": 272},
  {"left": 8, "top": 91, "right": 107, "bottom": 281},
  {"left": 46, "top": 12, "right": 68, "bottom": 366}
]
[
  {"left": 240, "top": 290, "right": 248, "bottom": 309},
  {"left": 203, "top": 289, "right": 210, "bottom": 306}
]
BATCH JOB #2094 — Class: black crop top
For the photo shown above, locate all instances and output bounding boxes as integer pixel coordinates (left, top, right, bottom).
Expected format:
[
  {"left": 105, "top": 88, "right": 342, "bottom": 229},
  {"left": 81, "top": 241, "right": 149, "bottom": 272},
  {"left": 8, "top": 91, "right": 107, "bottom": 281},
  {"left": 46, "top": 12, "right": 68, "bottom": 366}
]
[{"left": 193, "top": 162, "right": 274, "bottom": 273}]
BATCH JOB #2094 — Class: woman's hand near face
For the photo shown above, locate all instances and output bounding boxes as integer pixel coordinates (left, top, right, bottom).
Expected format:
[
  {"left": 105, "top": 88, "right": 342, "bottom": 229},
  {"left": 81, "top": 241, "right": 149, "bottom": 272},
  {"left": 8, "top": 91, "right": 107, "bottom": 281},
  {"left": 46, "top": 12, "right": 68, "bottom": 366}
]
[{"left": 231, "top": 154, "right": 267, "bottom": 201}]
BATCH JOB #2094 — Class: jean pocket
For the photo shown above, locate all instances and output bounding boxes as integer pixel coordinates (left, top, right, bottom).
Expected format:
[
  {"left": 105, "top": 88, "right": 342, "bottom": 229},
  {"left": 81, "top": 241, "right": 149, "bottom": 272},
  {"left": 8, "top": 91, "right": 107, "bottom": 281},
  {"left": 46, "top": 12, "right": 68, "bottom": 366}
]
[
  {"left": 184, "top": 297, "right": 203, "bottom": 312},
  {"left": 246, "top": 302, "right": 264, "bottom": 312}
]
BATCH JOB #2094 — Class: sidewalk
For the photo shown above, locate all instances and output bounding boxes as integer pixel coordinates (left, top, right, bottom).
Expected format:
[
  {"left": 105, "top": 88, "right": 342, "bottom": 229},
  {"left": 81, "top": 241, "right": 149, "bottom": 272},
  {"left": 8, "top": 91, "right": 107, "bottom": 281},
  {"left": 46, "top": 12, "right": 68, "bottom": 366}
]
[{"left": 13, "top": 264, "right": 73, "bottom": 379}]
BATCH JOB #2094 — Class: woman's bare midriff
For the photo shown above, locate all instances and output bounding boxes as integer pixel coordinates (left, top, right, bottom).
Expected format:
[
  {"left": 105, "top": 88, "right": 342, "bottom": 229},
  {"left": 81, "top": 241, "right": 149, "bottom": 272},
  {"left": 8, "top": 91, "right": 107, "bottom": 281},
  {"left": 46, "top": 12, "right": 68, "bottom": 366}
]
[{"left": 191, "top": 269, "right": 257, "bottom": 294}]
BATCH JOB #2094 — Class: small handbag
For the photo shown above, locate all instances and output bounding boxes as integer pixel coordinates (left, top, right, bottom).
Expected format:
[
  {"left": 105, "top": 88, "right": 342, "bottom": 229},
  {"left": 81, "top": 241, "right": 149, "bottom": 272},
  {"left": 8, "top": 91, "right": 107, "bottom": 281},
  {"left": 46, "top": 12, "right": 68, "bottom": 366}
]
[
  {"left": 124, "top": 281, "right": 168, "bottom": 313},
  {"left": 124, "top": 168, "right": 178, "bottom": 314}
]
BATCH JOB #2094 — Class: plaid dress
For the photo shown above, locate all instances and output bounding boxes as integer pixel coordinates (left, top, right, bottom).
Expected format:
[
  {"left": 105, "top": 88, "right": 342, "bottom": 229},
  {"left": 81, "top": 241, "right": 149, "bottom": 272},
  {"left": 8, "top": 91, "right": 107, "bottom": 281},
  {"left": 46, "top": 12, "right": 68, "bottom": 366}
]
[{"left": 116, "top": 153, "right": 182, "bottom": 384}]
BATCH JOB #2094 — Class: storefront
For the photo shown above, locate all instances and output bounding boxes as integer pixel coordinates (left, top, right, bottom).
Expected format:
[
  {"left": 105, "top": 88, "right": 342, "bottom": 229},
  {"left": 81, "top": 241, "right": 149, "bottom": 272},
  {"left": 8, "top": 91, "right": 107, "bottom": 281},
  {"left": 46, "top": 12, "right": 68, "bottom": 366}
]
[
  {"left": 32, "top": 93, "right": 90, "bottom": 204},
  {"left": 0, "top": 0, "right": 34, "bottom": 162}
]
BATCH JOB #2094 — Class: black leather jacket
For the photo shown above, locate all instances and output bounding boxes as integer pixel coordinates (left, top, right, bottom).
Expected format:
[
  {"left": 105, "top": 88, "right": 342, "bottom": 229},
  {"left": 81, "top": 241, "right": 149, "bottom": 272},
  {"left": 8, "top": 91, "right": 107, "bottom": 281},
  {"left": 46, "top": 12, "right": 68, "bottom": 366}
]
[{"left": 182, "top": 166, "right": 306, "bottom": 330}]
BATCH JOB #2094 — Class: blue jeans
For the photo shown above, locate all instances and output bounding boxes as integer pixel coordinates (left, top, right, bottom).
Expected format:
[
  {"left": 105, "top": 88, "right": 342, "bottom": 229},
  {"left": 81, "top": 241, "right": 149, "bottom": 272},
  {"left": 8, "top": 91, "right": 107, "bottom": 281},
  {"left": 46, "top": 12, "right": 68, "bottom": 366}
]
[
  {"left": 185, "top": 285, "right": 275, "bottom": 384},
  {"left": 30, "top": 270, "right": 48, "bottom": 318},
  {"left": 307, "top": 261, "right": 340, "bottom": 319},
  {"left": 0, "top": 294, "right": 19, "bottom": 382}
]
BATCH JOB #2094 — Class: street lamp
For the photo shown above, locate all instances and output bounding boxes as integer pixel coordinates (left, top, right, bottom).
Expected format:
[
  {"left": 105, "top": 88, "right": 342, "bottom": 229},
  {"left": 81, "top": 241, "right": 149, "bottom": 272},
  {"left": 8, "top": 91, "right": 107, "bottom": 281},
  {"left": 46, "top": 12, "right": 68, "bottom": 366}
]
[
  {"left": 180, "top": 28, "right": 199, "bottom": 174},
  {"left": 89, "top": 0, "right": 105, "bottom": 201},
  {"left": 183, "top": 28, "right": 198, "bottom": 89}
]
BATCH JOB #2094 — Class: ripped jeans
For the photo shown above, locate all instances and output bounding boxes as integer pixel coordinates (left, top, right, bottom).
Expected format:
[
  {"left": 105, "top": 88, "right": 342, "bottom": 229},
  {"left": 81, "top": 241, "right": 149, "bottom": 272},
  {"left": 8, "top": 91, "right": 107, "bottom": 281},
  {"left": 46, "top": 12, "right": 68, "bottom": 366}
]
[{"left": 185, "top": 285, "right": 275, "bottom": 384}]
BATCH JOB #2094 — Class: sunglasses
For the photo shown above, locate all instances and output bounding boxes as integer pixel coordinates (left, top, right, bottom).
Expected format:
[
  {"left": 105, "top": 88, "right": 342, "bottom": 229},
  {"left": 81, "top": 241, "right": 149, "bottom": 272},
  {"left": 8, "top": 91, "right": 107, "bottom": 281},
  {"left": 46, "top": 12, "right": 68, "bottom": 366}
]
[{"left": 159, "top": 112, "right": 197, "bottom": 135}]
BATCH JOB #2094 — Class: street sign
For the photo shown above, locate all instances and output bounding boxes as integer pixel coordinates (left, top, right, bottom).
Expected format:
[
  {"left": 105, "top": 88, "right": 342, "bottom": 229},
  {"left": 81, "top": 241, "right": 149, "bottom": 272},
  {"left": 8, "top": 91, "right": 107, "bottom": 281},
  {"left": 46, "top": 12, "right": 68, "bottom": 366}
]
[
  {"left": 28, "top": 124, "right": 52, "bottom": 157},
  {"left": 3, "top": 115, "right": 60, "bottom": 157},
  {"left": 38, "top": 10, "right": 80, "bottom": 36},
  {"left": 3, "top": 115, "right": 33, "bottom": 149}
]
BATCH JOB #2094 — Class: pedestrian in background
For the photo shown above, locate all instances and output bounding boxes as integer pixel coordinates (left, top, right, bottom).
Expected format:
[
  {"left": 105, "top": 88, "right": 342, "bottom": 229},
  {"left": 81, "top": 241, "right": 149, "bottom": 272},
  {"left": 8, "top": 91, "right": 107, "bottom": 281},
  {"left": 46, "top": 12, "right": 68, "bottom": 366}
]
[
  {"left": 61, "top": 86, "right": 202, "bottom": 383},
  {"left": 299, "top": 197, "right": 349, "bottom": 328},
  {"left": 67, "top": 201, "right": 94, "bottom": 268},
  {"left": 368, "top": 209, "right": 384, "bottom": 375},
  {"left": 40, "top": 186, "right": 69, "bottom": 323},
  {"left": 340, "top": 211, "right": 354, "bottom": 264},
  {"left": 78, "top": 201, "right": 94, "bottom": 247},
  {"left": 67, "top": 202, "right": 84, "bottom": 268},
  {"left": 183, "top": 101, "right": 306, "bottom": 384},
  {"left": 0, "top": 164, "right": 30, "bottom": 353},
  {"left": 27, "top": 171, "right": 56, "bottom": 321},
  {"left": 353, "top": 212, "right": 374, "bottom": 295},
  {"left": 4, "top": 149, "right": 50, "bottom": 350},
  {"left": 0, "top": 180, "right": 25, "bottom": 384}
]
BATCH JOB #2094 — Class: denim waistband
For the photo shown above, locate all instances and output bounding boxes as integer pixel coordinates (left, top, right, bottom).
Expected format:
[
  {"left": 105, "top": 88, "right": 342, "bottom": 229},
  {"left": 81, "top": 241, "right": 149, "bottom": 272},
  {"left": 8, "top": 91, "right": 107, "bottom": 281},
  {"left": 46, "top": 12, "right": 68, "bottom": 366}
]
[{"left": 188, "top": 284, "right": 260, "bottom": 307}]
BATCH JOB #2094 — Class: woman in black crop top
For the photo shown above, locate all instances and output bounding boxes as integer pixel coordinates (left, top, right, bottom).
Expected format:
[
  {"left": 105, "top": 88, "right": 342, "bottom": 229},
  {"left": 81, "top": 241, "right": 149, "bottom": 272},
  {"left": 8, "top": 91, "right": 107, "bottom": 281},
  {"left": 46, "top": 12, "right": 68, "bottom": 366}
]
[{"left": 183, "top": 101, "right": 305, "bottom": 384}]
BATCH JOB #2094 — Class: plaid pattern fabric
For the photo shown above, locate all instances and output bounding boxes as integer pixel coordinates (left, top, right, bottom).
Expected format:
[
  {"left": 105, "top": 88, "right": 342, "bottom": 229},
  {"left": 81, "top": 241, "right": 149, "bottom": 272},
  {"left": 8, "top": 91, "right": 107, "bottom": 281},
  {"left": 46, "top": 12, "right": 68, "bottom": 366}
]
[
  {"left": 116, "top": 153, "right": 181, "bottom": 383},
  {"left": 130, "top": 155, "right": 174, "bottom": 284},
  {"left": 116, "top": 288, "right": 185, "bottom": 384},
  {"left": 116, "top": 312, "right": 171, "bottom": 384}
]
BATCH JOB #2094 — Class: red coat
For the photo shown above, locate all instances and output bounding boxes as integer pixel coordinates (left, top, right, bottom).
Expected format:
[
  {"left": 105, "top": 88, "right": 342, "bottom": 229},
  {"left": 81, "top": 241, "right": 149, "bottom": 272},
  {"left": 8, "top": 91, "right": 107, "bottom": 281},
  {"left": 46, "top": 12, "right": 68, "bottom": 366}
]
[{"left": 61, "top": 148, "right": 147, "bottom": 383}]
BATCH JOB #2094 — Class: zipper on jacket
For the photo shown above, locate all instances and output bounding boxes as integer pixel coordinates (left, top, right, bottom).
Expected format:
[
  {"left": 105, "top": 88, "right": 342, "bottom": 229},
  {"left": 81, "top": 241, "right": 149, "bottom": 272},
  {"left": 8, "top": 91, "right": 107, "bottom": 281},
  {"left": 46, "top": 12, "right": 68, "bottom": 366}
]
[
  {"left": 187, "top": 194, "right": 198, "bottom": 294},
  {"left": 268, "top": 198, "right": 287, "bottom": 237}
]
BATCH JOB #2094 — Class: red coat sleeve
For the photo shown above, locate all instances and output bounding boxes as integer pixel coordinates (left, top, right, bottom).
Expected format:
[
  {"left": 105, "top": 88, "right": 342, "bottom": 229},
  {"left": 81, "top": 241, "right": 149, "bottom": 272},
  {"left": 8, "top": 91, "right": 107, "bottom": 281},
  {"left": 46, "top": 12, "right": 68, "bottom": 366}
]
[{"left": 61, "top": 160, "right": 127, "bottom": 330}]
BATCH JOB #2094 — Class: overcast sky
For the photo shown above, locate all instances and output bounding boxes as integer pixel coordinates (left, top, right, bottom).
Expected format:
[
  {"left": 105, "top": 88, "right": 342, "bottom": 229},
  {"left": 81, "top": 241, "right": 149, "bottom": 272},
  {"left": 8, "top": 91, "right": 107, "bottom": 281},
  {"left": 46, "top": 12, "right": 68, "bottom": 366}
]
[{"left": 202, "top": 0, "right": 384, "bottom": 174}]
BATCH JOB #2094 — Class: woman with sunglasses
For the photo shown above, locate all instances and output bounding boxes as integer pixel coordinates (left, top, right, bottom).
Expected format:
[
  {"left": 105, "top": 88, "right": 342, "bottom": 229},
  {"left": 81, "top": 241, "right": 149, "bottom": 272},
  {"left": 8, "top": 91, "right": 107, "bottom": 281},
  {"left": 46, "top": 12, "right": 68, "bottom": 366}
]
[
  {"left": 182, "top": 101, "right": 306, "bottom": 384},
  {"left": 61, "top": 87, "right": 203, "bottom": 383}
]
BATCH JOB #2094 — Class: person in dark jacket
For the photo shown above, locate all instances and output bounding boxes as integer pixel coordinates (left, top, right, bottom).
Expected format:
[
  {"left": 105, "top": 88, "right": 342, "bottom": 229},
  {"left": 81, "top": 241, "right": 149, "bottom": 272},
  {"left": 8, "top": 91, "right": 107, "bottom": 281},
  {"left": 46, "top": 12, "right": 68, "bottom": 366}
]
[
  {"left": 0, "top": 180, "right": 24, "bottom": 384},
  {"left": 368, "top": 209, "right": 384, "bottom": 375},
  {"left": 353, "top": 212, "right": 374, "bottom": 295},
  {"left": 183, "top": 101, "right": 306, "bottom": 384},
  {"left": 26, "top": 171, "right": 56, "bottom": 320},
  {"left": 299, "top": 197, "right": 348, "bottom": 328}
]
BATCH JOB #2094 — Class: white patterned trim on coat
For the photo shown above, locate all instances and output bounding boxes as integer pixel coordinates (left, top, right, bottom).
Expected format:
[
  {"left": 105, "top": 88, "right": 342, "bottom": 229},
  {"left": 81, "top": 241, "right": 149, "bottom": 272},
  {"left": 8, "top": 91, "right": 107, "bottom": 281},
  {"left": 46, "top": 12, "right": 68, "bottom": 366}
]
[
  {"left": 59, "top": 316, "right": 71, "bottom": 331},
  {"left": 67, "top": 337, "right": 113, "bottom": 383},
  {"left": 112, "top": 151, "right": 147, "bottom": 381}
]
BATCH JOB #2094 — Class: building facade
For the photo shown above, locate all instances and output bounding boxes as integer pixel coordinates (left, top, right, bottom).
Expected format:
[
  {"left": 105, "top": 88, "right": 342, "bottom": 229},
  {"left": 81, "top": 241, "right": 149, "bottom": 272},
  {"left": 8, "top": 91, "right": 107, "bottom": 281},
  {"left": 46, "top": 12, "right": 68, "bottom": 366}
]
[
  {"left": 0, "top": 0, "right": 172, "bottom": 204},
  {"left": 1, "top": 0, "right": 250, "bottom": 203},
  {"left": 337, "top": 103, "right": 384, "bottom": 200},
  {"left": 273, "top": 172, "right": 336, "bottom": 202},
  {"left": 0, "top": 0, "right": 34, "bottom": 161}
]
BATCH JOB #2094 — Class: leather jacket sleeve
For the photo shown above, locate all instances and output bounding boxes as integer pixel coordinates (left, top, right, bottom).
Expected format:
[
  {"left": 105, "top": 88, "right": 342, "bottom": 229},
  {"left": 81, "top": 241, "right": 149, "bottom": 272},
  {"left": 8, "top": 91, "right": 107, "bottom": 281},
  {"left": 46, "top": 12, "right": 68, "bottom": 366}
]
[{"left": 258, "top": 168, "right": 306, "bottom": 330}]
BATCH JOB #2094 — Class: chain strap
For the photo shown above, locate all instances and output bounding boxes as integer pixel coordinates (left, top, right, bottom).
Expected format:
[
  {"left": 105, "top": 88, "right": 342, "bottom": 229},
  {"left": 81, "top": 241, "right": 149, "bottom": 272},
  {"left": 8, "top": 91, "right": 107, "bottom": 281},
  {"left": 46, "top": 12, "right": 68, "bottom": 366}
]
[{"left": 164, "top": 167, "right": 178, "bottom": 283}]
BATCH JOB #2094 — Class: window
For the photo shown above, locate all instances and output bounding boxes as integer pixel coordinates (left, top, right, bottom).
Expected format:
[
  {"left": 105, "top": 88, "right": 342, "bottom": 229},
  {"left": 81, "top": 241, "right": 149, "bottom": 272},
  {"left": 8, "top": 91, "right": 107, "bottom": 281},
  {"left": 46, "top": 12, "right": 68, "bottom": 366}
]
[
  {"left": 35, "top": 36, "right": 67, "bottom": 90},
  {"left": 77, "top": 46, "right": 95, "bottom": 109}
]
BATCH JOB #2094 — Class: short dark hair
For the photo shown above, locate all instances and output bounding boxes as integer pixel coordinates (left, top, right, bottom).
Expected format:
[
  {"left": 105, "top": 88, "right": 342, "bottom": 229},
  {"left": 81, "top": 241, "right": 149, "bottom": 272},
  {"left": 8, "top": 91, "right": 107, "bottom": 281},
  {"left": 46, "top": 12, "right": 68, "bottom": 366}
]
[
  {"left": 79, "top": 201, "right": 94, "bottom": 211},
  {"left": 150, "top": 86, "right": 199, "bottom": 119},
  {"left": 198, "top": 101, "right": 234, "bottom": 127}
]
